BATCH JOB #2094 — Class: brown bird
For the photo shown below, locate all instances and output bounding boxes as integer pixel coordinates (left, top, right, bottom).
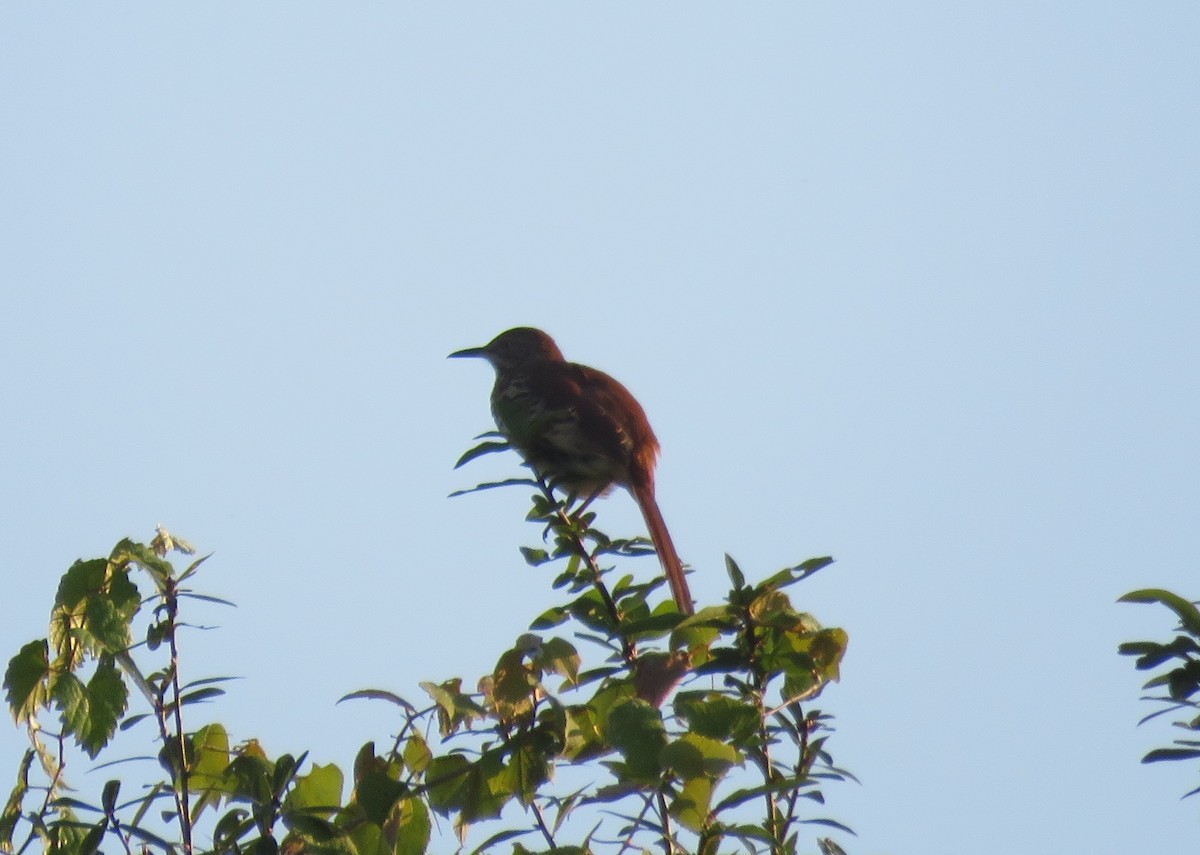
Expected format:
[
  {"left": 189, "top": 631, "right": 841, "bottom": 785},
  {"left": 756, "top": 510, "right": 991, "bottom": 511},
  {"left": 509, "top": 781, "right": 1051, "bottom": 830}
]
[{"left": 450, "top": 327, "right": 694, "bottom": 615}]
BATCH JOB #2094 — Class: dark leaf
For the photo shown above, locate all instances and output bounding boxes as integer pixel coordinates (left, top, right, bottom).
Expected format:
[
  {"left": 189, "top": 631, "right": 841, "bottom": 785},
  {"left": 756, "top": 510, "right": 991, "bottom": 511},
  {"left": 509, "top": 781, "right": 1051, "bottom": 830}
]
[
  {"left": 454, "top": 439, "right": 513, "bottom": 469},
  {"left": 5, "top": 639, "right": 50, "bottom": 723},
  {"left": 449, "top": 477, "right": 538, "bottom": 498}
]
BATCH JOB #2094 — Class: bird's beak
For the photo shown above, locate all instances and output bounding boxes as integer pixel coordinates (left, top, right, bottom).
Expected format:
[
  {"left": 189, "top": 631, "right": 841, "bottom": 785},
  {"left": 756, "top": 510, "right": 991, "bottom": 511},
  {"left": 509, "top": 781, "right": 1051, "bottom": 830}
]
[{"left": 448, "top": 345, "right": 487, "bottom": 360}]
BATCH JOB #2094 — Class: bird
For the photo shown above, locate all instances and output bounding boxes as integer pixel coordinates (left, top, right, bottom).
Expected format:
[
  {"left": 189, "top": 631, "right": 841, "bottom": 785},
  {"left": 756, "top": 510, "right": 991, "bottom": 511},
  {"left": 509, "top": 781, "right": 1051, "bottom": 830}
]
[{"left": 450, "top": 327, "right": 694, "bottom": 615}]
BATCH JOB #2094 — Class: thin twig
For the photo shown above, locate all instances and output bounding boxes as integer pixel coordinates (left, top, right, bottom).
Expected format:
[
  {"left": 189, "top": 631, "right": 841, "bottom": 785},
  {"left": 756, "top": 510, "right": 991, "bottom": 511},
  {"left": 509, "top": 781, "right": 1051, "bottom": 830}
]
[
  {"left": 656, "top": 789, "right": 676, "bottom": 854},
  {"left": 531, "top": 800, "right": 557, "bottom": 850},
  {"left": 615, "top": 792, "right": 657, "bottom": 854},
  {"left": 161, "top": 579, "right": 194, "bottom": 855},
  {"left": 543, "top": 487, "right": 638, "bottom": 666}
]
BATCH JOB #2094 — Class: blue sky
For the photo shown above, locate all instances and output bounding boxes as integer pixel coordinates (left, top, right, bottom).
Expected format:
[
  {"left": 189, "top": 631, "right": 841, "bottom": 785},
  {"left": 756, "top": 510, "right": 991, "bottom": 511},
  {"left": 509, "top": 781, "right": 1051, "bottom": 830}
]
[{"left": 2, "top": 4, "right": 1198, "bottom": 852}]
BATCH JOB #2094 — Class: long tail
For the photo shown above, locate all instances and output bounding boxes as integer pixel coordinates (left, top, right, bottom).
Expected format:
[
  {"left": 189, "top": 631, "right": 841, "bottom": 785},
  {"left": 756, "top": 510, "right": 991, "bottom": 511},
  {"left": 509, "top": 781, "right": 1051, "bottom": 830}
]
[{"left": 630, "top": 479, "right": 694, "bottom": 615}]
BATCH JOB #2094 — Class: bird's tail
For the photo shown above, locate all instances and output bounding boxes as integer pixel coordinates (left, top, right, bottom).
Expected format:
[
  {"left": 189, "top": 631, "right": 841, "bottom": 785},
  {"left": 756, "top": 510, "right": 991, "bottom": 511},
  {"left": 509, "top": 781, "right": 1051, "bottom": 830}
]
[{"left": 630, "top": 480, "right": 694, "bottom": 615}]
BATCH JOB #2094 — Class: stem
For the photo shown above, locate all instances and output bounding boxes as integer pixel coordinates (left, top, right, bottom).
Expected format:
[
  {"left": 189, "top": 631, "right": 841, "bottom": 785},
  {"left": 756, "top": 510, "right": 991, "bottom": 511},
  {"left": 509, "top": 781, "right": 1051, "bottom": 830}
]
[
  {"left": 15, "top": 728, "right": 67, "bottom": 855},
  {"left": 656, "top": 789, "right": 676, "bottom": 854},
  {"left": 541, "top": 483, "right": 638, "bottom": 666},
  {"left": 530, "top": 800, "right": 556, "bottom": 850},
  {"left": 615, "top": 793, "right": 657, "bottom": 854},
  {"left": 159, "top": 579, "right": 194, "bottom": 855}
]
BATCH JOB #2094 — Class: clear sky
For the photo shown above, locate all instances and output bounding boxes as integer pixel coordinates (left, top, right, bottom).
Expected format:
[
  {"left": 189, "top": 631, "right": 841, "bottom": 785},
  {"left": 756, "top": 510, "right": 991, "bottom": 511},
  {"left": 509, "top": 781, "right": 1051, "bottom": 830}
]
[{"left": 2, "top": 4, "right": 1198, "bottom": 853}]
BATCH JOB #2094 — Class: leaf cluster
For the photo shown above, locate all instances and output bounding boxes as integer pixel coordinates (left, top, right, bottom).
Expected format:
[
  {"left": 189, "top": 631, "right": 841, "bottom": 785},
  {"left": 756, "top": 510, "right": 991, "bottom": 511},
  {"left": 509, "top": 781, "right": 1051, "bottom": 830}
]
[
  {"left": 0, "top": 442, "right": 855, "bottom": 855},
  {"left": 1119, "top": 588, "right": 1200, "bottom": 797}
]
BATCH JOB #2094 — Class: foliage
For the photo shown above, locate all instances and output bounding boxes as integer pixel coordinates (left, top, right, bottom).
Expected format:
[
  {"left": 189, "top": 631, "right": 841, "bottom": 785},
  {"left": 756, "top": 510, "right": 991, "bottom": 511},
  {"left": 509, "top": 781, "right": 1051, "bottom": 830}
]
[
  {"left": 1119, "top": 588, "right": 1200, "bottom": 798},
  {"left": 2, "top": 442, "right": 852, "bottom": 854}
]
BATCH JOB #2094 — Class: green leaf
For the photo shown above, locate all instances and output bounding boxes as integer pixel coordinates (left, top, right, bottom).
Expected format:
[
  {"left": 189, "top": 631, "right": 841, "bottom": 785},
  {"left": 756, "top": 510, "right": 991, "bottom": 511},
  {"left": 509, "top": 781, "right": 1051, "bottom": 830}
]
[
  {"left": 56, "top": 559, "right": 109, "bottom": 609},
  {"left": 53, "top": 671, "right": 89, "bottom": 738},
  {"left": 84, "top": 596, "right": 130, "bottom": 653},
  {"left": 1120, "top": 589, "right": 1200, "bottom": 637},
  {"left": 453, "top": 439, "right": 513, "bottom": 469},
  {"left": 355, "top": 771, "right": 404, "bottom": 825},
  {"left": 448, "top": 477, "right": 538, "bottom": 498},
  {"left": 402, "top": 733, "right": 432, "bottom": 776},
  {"left": 674, "top": 693, "right": 761, "bottom": 745},
  {"left": 605, "top": 699, "right": 666, "bottom": 782},
  {"left": 725, "top": 555, "right": 746, "bottom": 589},
  {"left": 191, "top": 722, "right": 233, "bottom": 816},
  {"left": 101, "top": 780, "right": 120, "bottom": 814},
  {"left": 670, "top": 775, "right": 713, "bottom": 833},
  {"left": 519, "top": 547, "right": 552, "bottom": 566},
  {"left": 789, "top": 556, "right": 836, "bottom": 581},
  {"left": 662, "top": 733, "right": 742, "bottom": 781},
  {"left": 0, "top": 750, "right": 33, "bottom": 850},
  {"left": 424, "top": 754, "right": 471, "bottom": 817},
  {"left": 75, "top": 658, "right": 127, "bottom": 758},
  {"left": 537, "top": 636, "right": 581, "bottom": 688},
  {"left": 285, "top": 764, "right": 344, "bottom": 814},
  {"left": 108, "top": 539, "right": 176, "bottom": 586},
  {"left": 225, "top": 753, "right": 274, "bottom": 803},
  {"left": 79, "top": 819, "right": 107, "bottom": 855},
  {"left": 389, "top": 796, "right": 431, "bottom": 855}
]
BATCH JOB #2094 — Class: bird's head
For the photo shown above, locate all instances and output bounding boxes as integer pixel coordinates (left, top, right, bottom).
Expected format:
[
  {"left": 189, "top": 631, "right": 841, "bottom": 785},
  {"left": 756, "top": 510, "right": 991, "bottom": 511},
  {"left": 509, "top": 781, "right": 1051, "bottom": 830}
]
[{"left": 449, "top": 327, "right": 565, "bottom": 370}]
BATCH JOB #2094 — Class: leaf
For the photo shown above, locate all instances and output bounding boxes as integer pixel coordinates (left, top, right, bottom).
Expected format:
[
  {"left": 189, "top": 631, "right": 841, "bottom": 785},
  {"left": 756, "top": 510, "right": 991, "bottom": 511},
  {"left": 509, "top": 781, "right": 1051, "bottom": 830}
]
[
  {"left": 101, "top": 780, "right": 120, "bottom": 814},
  {"left": 84, "top": 595, "right": 131, "bottom": 653},
  {"left": 76, "top": 658, "right": 128, "bottom": 758},
  {"left": 354, "top": 770, "right": 404, "bottom": 825},
  {"left": 0, "top": 750, "right": 33, "bottom": 850},
  {"left": 519, "top": 547, "right": 552, "bottom": 566},
  {"left": 673, "top": 693, "right": 761, "bottom": 745},
  {"left": 389, "top": 796, "right": 431, "bottom": 855},
  {"left": 670, "top": 775, "right": 714, "bottom": 833},
  {"left": 424, "top": 754, "right": 471, "bottom": 817},
  {"left": 1143, "top": 747, "right": 1200, "bottom": 763},
  {"left": 724, "top": 555, "right": 745, "bottom": 590},
  {"left": 604, "top": 699, "right": 666, "bottom": 782},
  {"left": 53, "top": 672, "right": 89, "bottom": 739},
  {"left": 448, "top": 477, "right": 538, "bottom": 498},
  {"left": 790, "top": 556, "right": 836, "bottom": 581},
  {"left": 337, "top": 688, "right": 416, "bottom": 710},
  {"left": 56, "top": 559, "right": 109, "bottom": 609},
  {"left": 801, "top": 817, "right": 857, "bottom": 835},
  {"left": 1120, "top": 589, "right": 1200, "bottom": 637},
  {"left": 190, "top": 723, "right": 233, "bottom": 816},
  {"left": 402, "top": 733, "right": 432, "bottom": 776},
  {"left": 453, "top": 439, "right": 513, "bottom": 469},
  {"left": 537, "top": 637, "right": 581, "bottom": 687},
  {"left": 174, "top": 687, "right": 226, "bottom": 707},
  {"left": 662, "top": 733, "right": 742, "bottom": 781},
  {"left": 285, "top": 763, "right": 343, "bottom": 814}
]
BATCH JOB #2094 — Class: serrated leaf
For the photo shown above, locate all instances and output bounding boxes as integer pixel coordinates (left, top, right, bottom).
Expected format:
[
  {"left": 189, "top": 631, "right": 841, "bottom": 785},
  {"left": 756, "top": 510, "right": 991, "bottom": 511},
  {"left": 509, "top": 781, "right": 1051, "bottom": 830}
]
[
  {"left": 77, "top": 659, "right": 128, "bottom": 758},
  {"left": 84, "top": 596, "right": 130, "bottom": 653},
  {"left": 6, "top": 639, "right": 50, "bottom": 724},
  {"left": 53, "top": 672, "right": 89, "bottom": 739}
]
